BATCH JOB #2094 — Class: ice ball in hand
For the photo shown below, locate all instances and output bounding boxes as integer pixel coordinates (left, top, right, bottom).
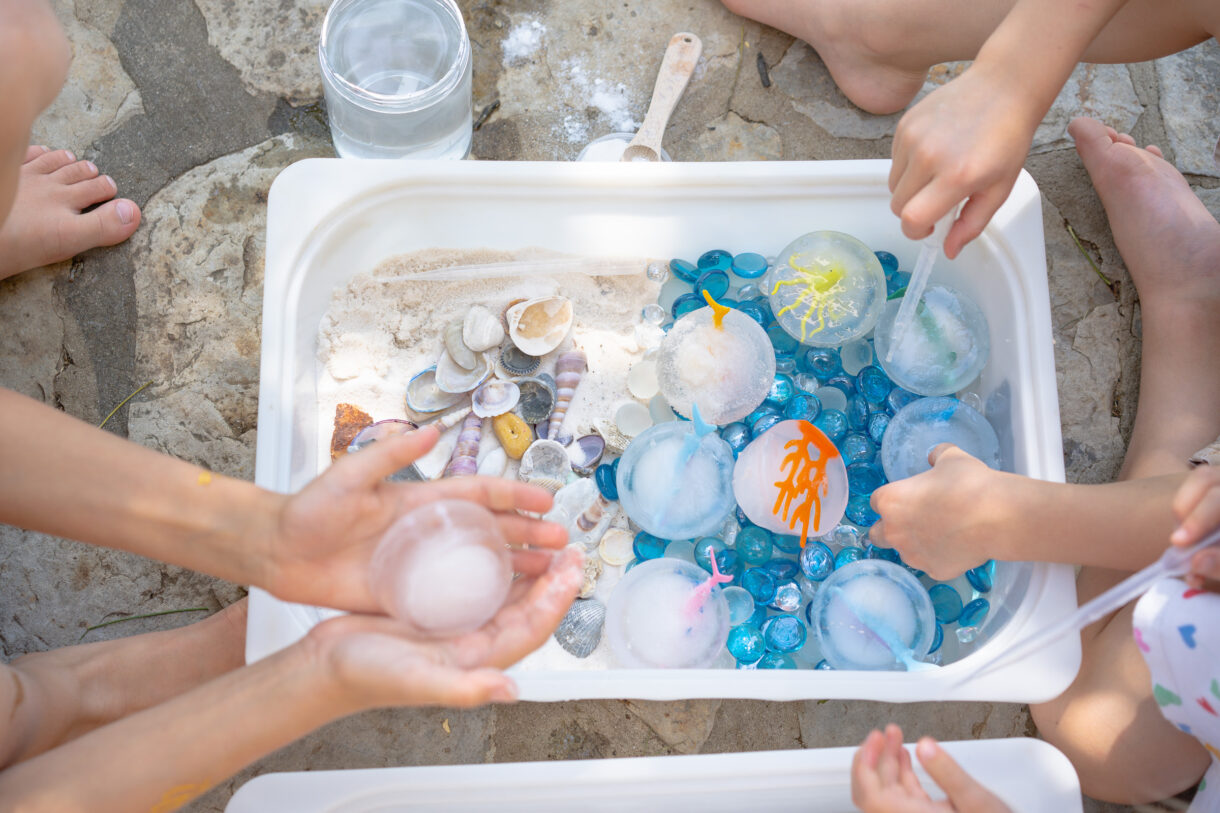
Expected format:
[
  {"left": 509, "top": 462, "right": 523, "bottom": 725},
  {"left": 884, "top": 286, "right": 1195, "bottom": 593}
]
[
  {"left": 880, "top": 396, "right": 1001, "bottom": 482},
  {"left": 368, "top": 500, "right": 512, "bottom": 638},
  {"left": 873, "top": 284, "right": 989, "bottom": 397}
]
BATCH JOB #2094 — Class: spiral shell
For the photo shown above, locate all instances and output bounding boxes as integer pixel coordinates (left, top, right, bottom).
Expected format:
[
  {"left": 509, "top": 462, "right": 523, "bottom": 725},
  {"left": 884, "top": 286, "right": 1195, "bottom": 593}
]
[
  {"left": 442, "top": 413, "right": 484, "bottom": 477},
  {"left": 547, "top": 350, "right": 587, "bottom": 443}
]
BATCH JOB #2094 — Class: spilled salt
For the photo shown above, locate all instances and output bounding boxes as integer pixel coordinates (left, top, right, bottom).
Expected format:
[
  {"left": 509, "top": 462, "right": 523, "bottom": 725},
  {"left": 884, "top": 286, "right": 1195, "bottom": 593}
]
[{"left": 502, "top": 19, "right": 544, "bottom": 64}]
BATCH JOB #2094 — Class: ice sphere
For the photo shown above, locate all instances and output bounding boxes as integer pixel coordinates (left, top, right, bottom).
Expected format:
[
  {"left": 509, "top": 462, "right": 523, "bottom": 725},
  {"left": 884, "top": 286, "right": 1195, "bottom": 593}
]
[
  {"left": 732, "top": 420, "right": 849, "bottom": 546},
  {"left": 605, "top": 559, "right": 731, "bottom": 668},
  {"left": 368, "top": 500, "right": 512, "bottom": 638},
  {"left": 765, "top": 231, "right": 887, "bottom": 347},
  {"left": 617, "top": 420, "right": 737, "bottom": 540},
  {"left": 656, "top": 305, "right": 776, "bottom": 425},
  {"left": 873, "top": 284, "right": 990, "bottom": 397},
  {"left": 808, "top": 560, "right": 937, "bottom": 671},
  {"left": 881, "top": 396, "right": 1002, "bottom": 482}
]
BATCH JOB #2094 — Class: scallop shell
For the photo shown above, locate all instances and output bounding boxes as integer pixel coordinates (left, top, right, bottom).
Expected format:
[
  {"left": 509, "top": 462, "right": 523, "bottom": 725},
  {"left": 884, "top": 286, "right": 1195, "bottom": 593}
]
[
  {"left": 595, "top": 420, "right": 633, "bottom": 455},
  {"left": 443, "top": 319, "right": 478, "bottom": 370},
  {"left": 516, "top": 376, "right": 556, "bottom": 424},
  {"left": 547, "top": 350, "right": 587, "bottom": 442},
  {"left": 406, "top": 366, "right": 465, "bottom": 413},
  {"left": 471, "top": 379, "right": 520, "bottom": 418},
  {"left": 519, "top": 439, "right": 572, "bottom": 493},
  {"left": 598, "top": 529, "right": 635, "bottom": 566},
  {"left": 435, "top": 349, "right": 492, "bottom": 394},
  {"left": 554, "top": 598, "right": 606, "bottom": 658},
  {"left": 462, "top": 305, "right": 505, "bottom": 352},
  {"left": 442, "top": 413, "right": 483, "bottom": 477},
  {"left": 568, "top": 434, "right": 605, "bottom": 477},
  {"left": 506, "top": 296, "right": 574, "bottom": 356},
  {"left": 497, "top": 343, "right": 541, "bottom": 378}
]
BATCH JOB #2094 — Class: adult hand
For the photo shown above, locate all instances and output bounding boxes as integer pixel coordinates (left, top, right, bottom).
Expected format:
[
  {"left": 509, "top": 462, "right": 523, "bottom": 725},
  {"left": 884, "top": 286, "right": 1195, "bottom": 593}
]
[
  {"left": 869, "top": 444, "right": 1008, "bottom": 580},
  {"left": 889, "top": 64, "right": 1039, "bottom": 258},
  {"left": 1170, "top": 466, "right": 1220, "bottom": 590},
  {"left": 262, "top": 424, "right": 569, "bottom": 613},
  {"left": 852, "top": 725, "right": 1012, "bottom": 812}
]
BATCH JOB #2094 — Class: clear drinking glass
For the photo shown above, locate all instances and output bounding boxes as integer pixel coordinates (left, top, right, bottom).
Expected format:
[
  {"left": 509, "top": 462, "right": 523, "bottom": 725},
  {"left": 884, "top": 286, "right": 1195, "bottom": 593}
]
[{"left": 319, "top": 0, "right": 473, "bottom": 159}]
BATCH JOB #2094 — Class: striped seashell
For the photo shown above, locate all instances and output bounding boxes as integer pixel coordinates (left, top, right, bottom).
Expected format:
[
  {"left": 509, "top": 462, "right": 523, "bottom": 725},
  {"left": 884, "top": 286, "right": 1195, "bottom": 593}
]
[
  {"left": 428, "top": 405, "right": 473, "bottom": 431},
  {"left": 547, "top": 350, "right": 587, "bottom": 443},
  {"left": 575, "top": 493, "right": 613, "bottom": 534},
  {"left": 442, "top": 412, "right": 484, "bottom": 477}
]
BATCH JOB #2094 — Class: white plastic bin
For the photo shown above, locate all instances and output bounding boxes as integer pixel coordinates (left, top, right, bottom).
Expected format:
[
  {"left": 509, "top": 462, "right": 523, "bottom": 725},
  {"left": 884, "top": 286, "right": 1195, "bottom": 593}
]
[
  {"left": 224, "top": 738, "right": 1083, "bottom": 812},
  {"left": 250, "top": 159, "right": 1079, "bottom": 703}
]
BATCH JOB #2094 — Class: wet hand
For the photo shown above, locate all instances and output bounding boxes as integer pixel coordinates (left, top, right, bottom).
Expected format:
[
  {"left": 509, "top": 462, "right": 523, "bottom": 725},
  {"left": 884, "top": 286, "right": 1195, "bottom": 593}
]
[
  {"left": 1170, "top": 466, "right": 1220, "bottom": 591},
  {"left": 263, "top": 424, "right": 569, "bottom": 612}
]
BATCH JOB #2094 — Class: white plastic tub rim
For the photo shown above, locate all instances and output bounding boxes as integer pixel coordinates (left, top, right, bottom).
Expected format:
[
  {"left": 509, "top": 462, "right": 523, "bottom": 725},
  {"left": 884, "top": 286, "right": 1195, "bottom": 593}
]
[{"left": 250, "top": 158, "right": 1080, "bottom": 704}]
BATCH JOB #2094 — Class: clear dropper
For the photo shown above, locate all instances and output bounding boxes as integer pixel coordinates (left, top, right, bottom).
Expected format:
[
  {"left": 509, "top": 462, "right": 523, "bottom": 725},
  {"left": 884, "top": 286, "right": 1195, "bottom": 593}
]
[{"left": 885, "top": 205, "right": 961, "bottom": 364}]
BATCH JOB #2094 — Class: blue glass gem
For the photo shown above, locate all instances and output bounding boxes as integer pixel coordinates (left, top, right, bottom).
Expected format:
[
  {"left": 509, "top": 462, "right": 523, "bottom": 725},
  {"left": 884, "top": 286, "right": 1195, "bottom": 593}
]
[
  {"left": 928, "top": 584, "right": 964, "bottom": 624},
  {"left": 846, "top": 395, "right": 870, "bottom": 431},
  {"left": 671, "top": 292, "right": 706, "bottom": 319},
  {"left": 632, "top": 531, "right": 668, "bottom": 561},
  {"left": 735, "top": 300, "right": 769, "bottom": 327},
  {"left": 669, "top": 258, "right": 699, "bottom": 282},
  {"left": 783, "top": 392, "right": 821, "bottom": 423},
  {"left": 814, "top": 659, "right": 833, "bottom": 670},
  {"left": 799, "top": 540, "right": 835, "bottom": 581},
  {"left": 846, "top": 493, "right": 879, "bottom": 526},
  {"left": 697, "top": 249, "right": 734, "bottom": 272},
  {"left": 742, "top": 567, "right": 778, "bottom": 604},
  {"left": 735, "top": 505, "right": 751, "bottom": 527},
  {"left": 930, "top": 622, "right": 944, "bottom": 654},
  {"left": 875, "top": 250, "right": 899, "bottom": 276},
  {"left": 717, "top": 548, "right": 743, "bottom": 584},
  {"left": 757, "top": 652, "right": 797, "bottom": 669},
  {"left": 594, "top": 462, "right": 619, "bottom": 500},
  {"left": 747, "top": 603, "right": 769, "bottom": 628},
  {"left": 834, "top": 545, "right": 865, "bottom": 569},
  {"left": 793, "top": 373, "right": 821, "bottom": 394},
  {"left": 746, "top": 403, "right": 780, "bottom": 429},
  {"left": 693, "top": 536, "right": 727, "bottom": 572},
  {"left": 762, "top": 558, "right": 800, "bottom": 581},
  {"left": 847, "top": 462, "right": 885, "bottom": 496},
  {"left": 886, "top": 387, "right": 920, "bottom": 414},
  {"left": 842, "top": 433, "right": 876, "bottom": 465},
  {"left": 775, "top": 356, "right": 796, "bottom": 375},
  {"left": 769, "top": 580, "right": 803, "bottom": 613},
  {"left": 735, "top": 282, "right": 762, "bottom": 300},
  {"left": 695, "top": 269, "right": 731, "bottom": 300},
  {"left": 737, "top": 526, "right": 774, "bottom": 565},
  {"left": 724, "top": 586, "right": 757, "bottom": 626},
  {"left": 731, "top": 252, "right": 768, "bottom": 279},
  {"left": 886, "top": 270, "right": 911, "bottom": 297},
  {"left": 813, "top": 409, "right": 848, "bottom": 444},
  {"left": 866, "top": 543, "right": 901, "bottom": 565},
  {"left": 867, "top": 412, "right": 891, "bottom": 445},
  {"left": 624, "top": 557, "right": 640, "bottom": 573},
  {"left": 966, "top": 560, "right": 996, "bottom": 593},
  {"left": 772, "top": 534, "right": 802, "bottom": 554},
  {"left": 752, "top": 413, "right": 783, "bottom": 436},
  {"left": 826, "top": 374, "right": 857, "bottom": 398},
  {"left": 766, "top": 325, "right": 800, "bottom": 357},
  {"left": 720, "top": 422, "right": 751, "bottom": 455},
  {"left": 801, "top": 347, "right": 842, "bottom": 380},
  {"left": 763, "top": 615, "right": 807, "bottom": 653},
  {"left": 727, "top": 624, "right": 766, "bottom": 663},
  {"left": 959, "top": 598, "right": 991, "bottom": 627},
  {"left": 857, "top": 365, "right": 892, "bottom": 405},
  {"left": 766, "top": 374, "right": 796, "bottom": 407}
]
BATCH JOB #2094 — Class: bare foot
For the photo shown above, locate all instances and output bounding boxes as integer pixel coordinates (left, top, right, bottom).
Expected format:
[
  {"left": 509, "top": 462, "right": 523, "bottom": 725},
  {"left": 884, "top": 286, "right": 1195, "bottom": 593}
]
[
  {"left": 720, "top": 0, "right": 927, "bottom": 114},
  {"left": 0, "top": 146, "right": 142, "bottom": 281}
]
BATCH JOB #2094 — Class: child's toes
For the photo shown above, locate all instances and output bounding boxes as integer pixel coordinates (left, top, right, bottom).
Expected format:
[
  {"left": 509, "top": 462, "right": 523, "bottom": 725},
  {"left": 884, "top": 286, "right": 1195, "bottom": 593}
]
[
  {"left": 68, "top": 174, "right": 118, "bottom": 209},
  {"left": 73, "top": 198, "right": 141, "bottom": 253},
  {"left": 27, "top": 148, "right": 76, "bottom": 174},
  {"left": 24, "top": 145, "right": 49, "bottom": 163},
  {"left": 1146, "top": 145, "right": 1164, "bottom": 159},
  {"left": 53, "top": 159, "right": 100, "bottom": 186}
]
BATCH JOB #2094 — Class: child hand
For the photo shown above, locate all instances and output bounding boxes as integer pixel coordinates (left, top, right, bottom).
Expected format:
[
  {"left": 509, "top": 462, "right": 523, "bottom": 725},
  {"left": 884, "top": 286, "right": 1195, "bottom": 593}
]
[
  {"left": 869, "top": 444, "right": 1006, "bottom": 580},
  {"left": 889, "top": 64, "right": 1040, "bottom": 258},
  {"left": 852, "top": 725, "right": 1012, "bottom": 813},
  {"left": 1170, "top": 466, "right": 1220, "bottom": 590},
  {"left": 306, "top": 545, "right": 584, "bottom": 712},
  {"left": 263, "top": 424, "right": 568, "bottom": 613}
]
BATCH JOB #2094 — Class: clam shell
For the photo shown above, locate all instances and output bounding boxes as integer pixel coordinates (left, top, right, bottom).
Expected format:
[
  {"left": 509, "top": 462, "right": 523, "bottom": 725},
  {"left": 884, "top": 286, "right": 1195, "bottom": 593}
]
[
  {"left": 472, "top": 379, "right": 520, "bottom": 418},
  {"left": 444, "top": 319, "right": 478, "bottom": 370},
  {"left": 516, "top": 376, "right": 556, "bottom": 424},
  {"left": 462, "top": 305, "right": 505, "bottom": 352},
  {"left": 554, "top": 598, "right": 606, "bottom": 658},
  {"left": 519, "top": 439, "right": 572, "bottom": 487},
  {"left": 506, "top": 296, "right": 574, "bottom": 356},
  {"left": 568, "top": 434, "right": 606, "bottom": 477},
  {"left": 598, "top": 529, "right": 635, "bottom": 566},
  {"left": 497, "top": 343, "right": 541, "bottom": 378},
  {"left": 435, "top": 349, "right": 492, "bottom": 394},
  {"left": 406, "top": 367, "right": 465, "bottom": 413}
]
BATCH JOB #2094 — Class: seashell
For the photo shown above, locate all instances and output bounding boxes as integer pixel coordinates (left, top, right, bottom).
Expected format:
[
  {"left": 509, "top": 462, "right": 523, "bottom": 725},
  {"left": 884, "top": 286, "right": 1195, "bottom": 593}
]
[
  {"left": 516, "top": 376, "right": 555, "bottom": 424},
  {"left": 348, "top": 418, "right": 419, "bottom": 454},
  {"left": 472, "top": 379, "right": 520, "bottom": 418},
  {"left": 330, "top": 402, "right": 373, "bottom": 461},
  {"left": 427, "top": 404, "right": 473, "bottom": 431},
  {"left": 406, "top": 366, "right": 465, "bottom": 413},
  {"left": 492, "top": 412, "right": 533, "bottom": 459},
  {"left": 579, "top": 553, "right": 603, "bottom": 599},
  {"left": 497, "top": 342, "right": 541, "bottom": 378},
  {"left": 519, "top": 439, "right": 572, "bottom": 493},
  {"left": 506, "top": 296, "right": 574, "bottom": 356},
  {"left": 575, "top": 493, "right": 614, "bottom": 535},
  {"left": 501, "top": 298, "right": 528, "bottom": 331},
  {"left": 443, "top": 413, "right": 484, "bottom": 477},
  {"left": 444, "top": 319, "right": 478, "bottom": 370},
  {"left": 554, "top": 597, "right": 606, "bottom": 658},
  {"left": 462, "top": 305, "right": 505, "bottom": 352},
  {"left": 547, "top": 350, "right": 587, "bottom": 442},
  {"left": 477, "top": 446, "right": 508, "bottom": 477},
  {"left": 568, "top": 434, "right": 605, "bottom": 477},
  {"left": 435, "top": 349, "right": 493, "bottom": 393},
  {"left": 595, "top": 420, "right": 633, "bottom": 455},
  {"left": 599, "top": 529, "right": 635, "bottom": 566}
]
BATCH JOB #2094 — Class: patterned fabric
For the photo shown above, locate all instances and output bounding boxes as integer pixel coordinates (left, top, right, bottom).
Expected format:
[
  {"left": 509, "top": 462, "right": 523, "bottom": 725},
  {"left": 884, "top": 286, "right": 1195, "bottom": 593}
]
[
  {"left": 1191, "top": 436, "right": 1220, "bottom": 467},
  {"left": 1133, "top": 578, "right": 1220, "bottom": 810}
]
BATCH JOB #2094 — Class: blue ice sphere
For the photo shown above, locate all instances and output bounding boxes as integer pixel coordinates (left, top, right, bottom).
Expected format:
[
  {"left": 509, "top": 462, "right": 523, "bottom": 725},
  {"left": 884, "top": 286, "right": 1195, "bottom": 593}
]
[
  {"left": 720, "top": 422, "right": 751, "bottom": 456},
  {"left": 752, "top": 413, "right": 782, "bottom": 436},
  {"left": 813, "top": 409, "right": 848, "bottom": 444},
  {"left": 694, "top": 536, "right": 727, "bottom": 572},
  {"left": 767, "top": 325, "right": 800, "bottom": 358},
  {"left": 847, "top": 462, "right": 885, "bottom": 496},
  {"left": 835, "top": 546, "right": 866, "bottom": 568},
  {"left": 698, "top": 249, "right": 734, "bottom": 272},
  {"left": 595, "top": 462, "right": 619, "bottom": 500},
  {"left": 723, "top": 586, "right": 757, "bottom": 626},
  {"left": 800, "top": 540, "right": 835, "bottom": 581},
  {"left": 866, "top": 544, "right": 901, "bottom": 565},
  {"left": 885, "top": 387, "right": 919, "bottom": 414},
  {"left": 856, "top": 366, "right": 892, "bottom": 405},
  {"left": 783, "top": 393, "right": 821, "bottom": 423},
  {"left": 766, "top": 374, "right": 796, "bottom": 407},
  {"left": 966, "top": 560, "right": 995, "bottom": 593},
  {"left": 880, "top": 396, "right": 1002, "bottom": 482},
  {"left": 930, "top": 622, "right": 944, "bottom": 654},
  {"left": 737, "top": 526, "right": 774, "bottom": 565},
  {"left": 732, "top": 252, "right": 769, "bottom": 279},
  {"left": 959, "top": 597, "right": 990, "bottom": 627},
  {"left": 826, "top": 374, "right": 857, "bottom": 398},
  {"left": 873, "top": 285, "right": 990, "bottom": 397},
  {"left": 842, "top": 433, "right": 877, "bottom": 465},
  {"left": 846, "top": 493, "right": 879, "bottom": 526},
  {"left": 846, "top": 395, "right": 870, "bottom": 432},
  {"left": 928, "top": 584, "right": 964, "bottom": 624},
  {"left": 775, "top": 356, "right": 796, "bottom": 374},
  {"left": 742, "top": 567, "right": 778, "bottom": 603},
  {"left": 727, "top": 624, "right": 766, "bottom": 663},
  {"left": 757, "top": 652, "right": 798, "bottom": 669},
  {"left": 875, "top": 251, "right": 899, "bottom": 276},
  {"left": 763, "top": 558, "right": 800, "bottom": 581},
  {"left": 867, "top": 412, "right": 891, "bottom": 445},
  {"left": 801, "top": 347, "right": 842, "bottom": 380},
  {"left": 763, "top": 614, "right": 807, "bottom": 653},
  {"left": 735, "top": 300, "right": 769, "bottom": 327},
  {"left": 633, "top": 531, "right": 668, "bottom": 561},
  {"left": 735, "top": 282, "right": 762, "bottom": 301},
  {"left": 696, "top": 269, "right": 731, "bottom": 300},
  {"left": 772, "top": 534, "right": 803, "bottom": 554},
  {"left": 670, "top": 258, "right": 699, "bottom": 282},
  {"left": 671, "top": 292, "right": 705, "bottom": 319},
  {"left": 770, "top": 580, "right": 803, "bottom": 613}
]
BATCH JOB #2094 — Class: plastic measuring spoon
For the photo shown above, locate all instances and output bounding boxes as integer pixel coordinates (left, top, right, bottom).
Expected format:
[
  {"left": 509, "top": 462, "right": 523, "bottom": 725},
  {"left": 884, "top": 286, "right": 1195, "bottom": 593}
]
[
  {"left": 955, "top": 525, "right": 1220, "bottom": 685},
  {"left": 620, "top": 32, "right": 702, "bottom": 162},
  {"left": 885, "top": 205, "right": 961, "bottom": 364}
]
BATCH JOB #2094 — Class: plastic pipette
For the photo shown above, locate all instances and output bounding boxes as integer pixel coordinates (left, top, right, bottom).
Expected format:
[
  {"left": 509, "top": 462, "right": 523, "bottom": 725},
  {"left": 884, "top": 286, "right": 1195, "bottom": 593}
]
[
  {"left": 828, "top": 586, "right": 939, "bottom": 672},
  {"left": 955, "top": 525, "right": 1220, "bottom": 685},
  {"left": 885, "top": 206, "right": 961, "bottom": 364}
]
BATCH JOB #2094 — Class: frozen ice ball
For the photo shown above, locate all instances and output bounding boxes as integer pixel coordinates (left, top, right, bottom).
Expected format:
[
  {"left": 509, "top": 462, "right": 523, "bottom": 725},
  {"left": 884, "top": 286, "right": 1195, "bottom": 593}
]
[
  {"left": 880, "top": 396, "right": 1002, "bottom": 482},
  {"left": 606, "top": 559, "right": 731, "bottom": 668},
  {"left": 873, "top": 284, "right": 990, "bottom": 397}
]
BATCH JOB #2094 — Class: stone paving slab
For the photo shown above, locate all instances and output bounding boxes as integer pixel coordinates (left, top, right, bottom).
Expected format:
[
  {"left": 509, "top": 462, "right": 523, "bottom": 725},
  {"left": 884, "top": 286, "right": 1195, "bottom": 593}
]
[{"left": 0, "top": 1, "right": 1217, "bottom": 811}]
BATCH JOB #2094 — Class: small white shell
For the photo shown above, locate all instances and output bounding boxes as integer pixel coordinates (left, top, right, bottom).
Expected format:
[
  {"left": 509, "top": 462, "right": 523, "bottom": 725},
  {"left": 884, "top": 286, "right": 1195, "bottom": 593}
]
[
  {"left": 598, "top": 529, "right": 635, "bottom": 566},
  {"left": 444, "top": 320, "right": 478, "bottom": 370},
  {"left": 518, "top": 439, "right": 572, "bottom": 490},
  {"left": 435, "top": 349, "right": 492, "bottom": 393},
  {"left": 463, "top": 305, "right": 505, "bottom": 352},
  {"left": 506, "top": 296, "right": 574, "bottom": 357},
  {"left": 471, "top": 379, "right": 521, "bottom": 418},
  {"left": 476, "top": 446, "right": 508, "bottom": 477}
]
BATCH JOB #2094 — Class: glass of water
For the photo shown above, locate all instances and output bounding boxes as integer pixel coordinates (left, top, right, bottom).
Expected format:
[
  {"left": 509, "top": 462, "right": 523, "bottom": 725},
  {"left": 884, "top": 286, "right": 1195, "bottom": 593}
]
[{"left": 319, "top": 0, "right": 473, "bottom": 159}]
